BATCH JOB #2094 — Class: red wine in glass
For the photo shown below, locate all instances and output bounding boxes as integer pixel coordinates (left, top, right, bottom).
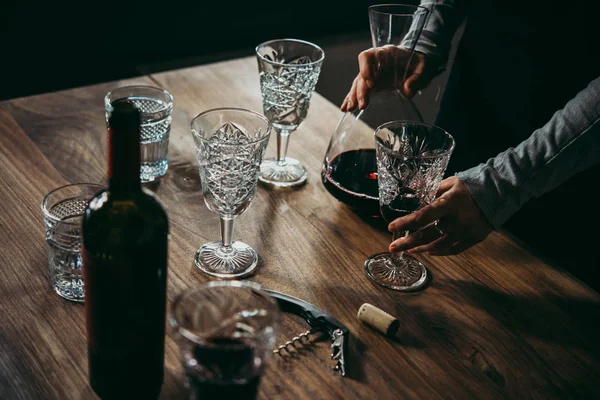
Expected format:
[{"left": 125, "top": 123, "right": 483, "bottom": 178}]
[
  {"left": 380, "top": 188, "right": 423, "bottom": 223},
  {"left": 321, "top": 149, "right": 380, "bottom": 217},
  {"left": 185, "top": 337, "right": 261, "bottom": 400}
]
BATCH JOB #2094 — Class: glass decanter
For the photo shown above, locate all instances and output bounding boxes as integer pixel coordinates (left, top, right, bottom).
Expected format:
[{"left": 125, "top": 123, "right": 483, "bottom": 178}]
[{"left": 321, "top": 4, "right": 429, "bottom": 220}]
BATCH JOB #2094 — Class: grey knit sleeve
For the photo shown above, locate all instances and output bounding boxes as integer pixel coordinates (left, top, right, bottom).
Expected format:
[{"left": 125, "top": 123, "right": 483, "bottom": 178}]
[
  {"left": 456, "top": 76, "right": 600, "bottom": 228},
  {"left": 401, "top": 0, "right": 468, "bottom": 67}
]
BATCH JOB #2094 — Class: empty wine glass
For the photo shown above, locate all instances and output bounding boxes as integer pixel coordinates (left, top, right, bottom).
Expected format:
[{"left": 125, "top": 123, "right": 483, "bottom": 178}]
[
  {"left": 190, "top": 108, "right": 271, "bottom": 278},
  {"left": 365, "top": 121, "right": 455, "bottom": 291},
  {"left": 255, "top": 38, "right": 324, "bottom": 187}
]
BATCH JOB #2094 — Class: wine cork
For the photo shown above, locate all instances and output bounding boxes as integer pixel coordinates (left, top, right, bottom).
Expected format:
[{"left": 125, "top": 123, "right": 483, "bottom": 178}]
[{"left": 357, "top": 303, "right": 399, "bottom": 337}]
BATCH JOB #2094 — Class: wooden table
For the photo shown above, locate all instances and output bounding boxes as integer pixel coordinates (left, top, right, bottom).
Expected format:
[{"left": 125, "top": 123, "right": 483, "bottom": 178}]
[{"left": 1, "top": 57, "right": 599, "bottom": 400}]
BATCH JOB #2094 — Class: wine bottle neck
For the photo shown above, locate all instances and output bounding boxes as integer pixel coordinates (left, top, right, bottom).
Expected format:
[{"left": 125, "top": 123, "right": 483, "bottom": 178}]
[{"left": 107, "top": 126, "right": 141, "bottom": 195}]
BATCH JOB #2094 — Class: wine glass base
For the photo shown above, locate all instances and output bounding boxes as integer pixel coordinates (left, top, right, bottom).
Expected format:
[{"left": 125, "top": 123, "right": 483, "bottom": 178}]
[
  {"left": 194, "top": 241, "right": 258, "bottom": 279},
  {"left": 364, "top": 252, "right": 428, "bottom": 291},
  {"left": 259, "top": 157, "right": 307, "bottom": 187}
]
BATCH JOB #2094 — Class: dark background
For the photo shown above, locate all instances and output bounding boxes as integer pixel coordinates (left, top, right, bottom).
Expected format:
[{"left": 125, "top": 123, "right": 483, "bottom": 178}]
[
  {"left": 0, "top": 0, "right": 458, "bottom": 122},
  {"left": 0, "top": 1, "right": 378, "bottom": 100}
]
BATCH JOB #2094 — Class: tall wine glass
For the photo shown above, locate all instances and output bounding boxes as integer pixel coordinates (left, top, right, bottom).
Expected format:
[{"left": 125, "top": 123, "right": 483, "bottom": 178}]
[
  {"left": 364, "top": 121, "right": 455, "bottom": 291},
  {"left": 190, "top": 108, "right": 271, "bottom": 278},
  {"left": 255, "top": 38, "right": 324, "bottom": 187}
]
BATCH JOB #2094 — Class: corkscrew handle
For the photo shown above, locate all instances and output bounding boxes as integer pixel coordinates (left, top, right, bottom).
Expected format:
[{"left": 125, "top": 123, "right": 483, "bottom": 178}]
[{"left": 263, "top": 289, "right": 349, "bottom": 336}]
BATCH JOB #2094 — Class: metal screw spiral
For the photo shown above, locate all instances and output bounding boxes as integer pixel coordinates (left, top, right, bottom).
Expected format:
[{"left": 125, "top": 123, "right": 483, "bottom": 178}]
[{"left": 273, "top": 328, "right": 320, "bottom": 356}]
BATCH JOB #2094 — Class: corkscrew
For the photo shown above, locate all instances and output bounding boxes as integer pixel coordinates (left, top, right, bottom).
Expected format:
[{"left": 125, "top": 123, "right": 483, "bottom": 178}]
[
  {"left": 273, "top": 327, "right": 320, "bottom": 355},
  {"left": 264, "top": 289, "right": 349, "bottom": 376}
]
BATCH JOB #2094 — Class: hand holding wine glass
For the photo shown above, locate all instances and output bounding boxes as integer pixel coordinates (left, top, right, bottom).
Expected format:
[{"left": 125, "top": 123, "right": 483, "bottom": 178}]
[
  {"left": 387, "top": 175, "right": 494, "bottom": 256},
  {"left": 364, "top": 121, "right": 454, "bottom": 291}
]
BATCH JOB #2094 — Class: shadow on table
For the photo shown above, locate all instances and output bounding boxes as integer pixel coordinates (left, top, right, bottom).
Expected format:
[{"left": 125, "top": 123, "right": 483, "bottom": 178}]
[
  {"left": 252, "top": 180, "right": 299, "bottom": 259},
  {"left": 322, "top": 277, "right": 600, "bottom": 395},
  {"left": 142, "top": 179, "right": 162, "bottom": 192},
  {"left": 144, "top": 157, "right": 201, "bottom": 197},
  {"left": 159, "top": 367, "right": 190, "bottom": 400},
  {"left": 343, "top": 333, "right": 368, "bottom": 382},
  {"left": 446, "top": 280, "right": 600, "bottom": 347},
  {"left": 167, "top": 158, "right": 201, "bottom": 193},
  {"left": 355, "top": 212, "right": 389, "bottom": 233}
]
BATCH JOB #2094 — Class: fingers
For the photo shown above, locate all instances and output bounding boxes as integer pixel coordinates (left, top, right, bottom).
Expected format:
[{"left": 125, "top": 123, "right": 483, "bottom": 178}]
[
  {"left": 341, "top": 77, "right": 359, "bottom": 112},
  {"left": 403, "top": 73, "right": 421, "bottom": 98},
  {"left": 389, "top": 222, "right": 445, "bottom": 253},
  {"left": 391, "top": 225, "right": 479, "bottom": 257},
  {"left": 388, "top": 195, "right": 451, "bottom": 233},
  {"left": 358, "top": 50, "right": 377, "bottom": 88},
  {"left": 340, "top": 75, "right": 371, "bottom": 111},
  {"left": 385, "top": 176, "right": 494, "bottom": 257},
  {"left": 403, "top": 51, "right": 441, "bottom": 98},
  {"left": 436, "top": 177, "right": 456, "bottom": 197},
  {"left": 357, "top": 77, "right": 369, "bottom": 109},
  {"left": 390, "top": 219, "right": 465, "bottom": 255},
  {"left": 429, "top": 237, "right": 481, "bottom": 256},
  {"left": 407, "top": 230, "right": 459, "bottom": 255}
]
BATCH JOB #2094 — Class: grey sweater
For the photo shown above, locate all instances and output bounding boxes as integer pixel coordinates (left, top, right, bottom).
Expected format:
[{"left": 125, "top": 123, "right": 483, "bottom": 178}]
[{"left": 409, "top": 0, "right": 600, "bottom": 228}]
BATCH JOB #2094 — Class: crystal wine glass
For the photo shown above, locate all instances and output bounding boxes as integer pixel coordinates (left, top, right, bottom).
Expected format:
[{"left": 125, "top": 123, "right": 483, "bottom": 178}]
[
  {"left": 255, "top": 38, "right": 324, "bottom": 187},
  {"left": 364, "top": 121, "right": 455, "bottom": 291},
  {"left": 190, "top": 108, "right": 271, "bottom": 278}
]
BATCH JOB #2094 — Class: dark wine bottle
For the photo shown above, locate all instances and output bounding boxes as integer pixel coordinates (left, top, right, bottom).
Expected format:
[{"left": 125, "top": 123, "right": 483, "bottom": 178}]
[{"left": 82, "top": 101, "right": 168, "bottom": 399}]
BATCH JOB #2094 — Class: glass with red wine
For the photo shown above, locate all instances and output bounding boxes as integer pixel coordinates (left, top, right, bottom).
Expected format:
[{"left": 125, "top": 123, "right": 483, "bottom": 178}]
[
  {"left": 365, "top": 121, "right": 454, "bottom": 291},
  {"left": 170, "top": 281, "right": 279, "bottom": 400}
]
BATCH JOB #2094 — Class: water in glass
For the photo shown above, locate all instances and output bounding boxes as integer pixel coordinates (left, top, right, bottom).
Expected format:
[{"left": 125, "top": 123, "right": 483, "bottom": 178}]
[
  {"left": 42, "top": 183, "right": 104, "bottom": 302},
  {"left": 112, "top": 96, "right": 171, "bottom": 182},
  {"left": 45, "top": 198, "right": 86, "bottom": 301},
  {"left": 105, "top": 86, "right": 173, "bottom": 183}
]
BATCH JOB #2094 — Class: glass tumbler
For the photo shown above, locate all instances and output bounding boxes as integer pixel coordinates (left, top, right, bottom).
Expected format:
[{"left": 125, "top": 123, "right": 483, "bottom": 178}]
[
  {"left": 105, "top": 85, "right": 174, "bottom": 182},
  {"left": 170, "top": 281, "right": 280, "bottom": 400},
  {"left": 41, "top": 183, "right": 104, "bottom": 302}
]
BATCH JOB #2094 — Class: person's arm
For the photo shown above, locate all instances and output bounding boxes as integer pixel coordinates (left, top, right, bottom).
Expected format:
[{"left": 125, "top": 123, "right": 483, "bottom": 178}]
[
  {"left": 402, "top": 0, "right": 468, "bottom": 68},
  {"left": 458, "top": 75, "right": 600, "bottom": 228},
  {"left": 387, "top": 76, "right": 600, "bottom": 256}
]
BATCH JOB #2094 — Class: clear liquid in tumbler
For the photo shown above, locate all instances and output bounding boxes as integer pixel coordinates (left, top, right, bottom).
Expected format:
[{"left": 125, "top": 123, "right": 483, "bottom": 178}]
[{"left": 112, "top": 96, "right": 171, "bottom": 182}]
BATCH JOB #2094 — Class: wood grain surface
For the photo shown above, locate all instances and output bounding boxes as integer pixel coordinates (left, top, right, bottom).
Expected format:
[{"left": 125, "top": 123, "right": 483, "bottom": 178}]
[{"left": 1, "top": 57, "right": 599, "bottom": 400}]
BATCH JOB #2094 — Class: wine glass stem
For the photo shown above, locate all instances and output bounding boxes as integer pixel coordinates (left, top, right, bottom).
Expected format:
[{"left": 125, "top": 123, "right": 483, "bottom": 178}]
[
  {"left": 390, "top": 230, "right": 408, "bottom": 262},
  {"left": 276, "top": 128, "right": 291, "bottom": 166},
  {"left": 220, "top": 216, "right": 236, "bottom": 252}
]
